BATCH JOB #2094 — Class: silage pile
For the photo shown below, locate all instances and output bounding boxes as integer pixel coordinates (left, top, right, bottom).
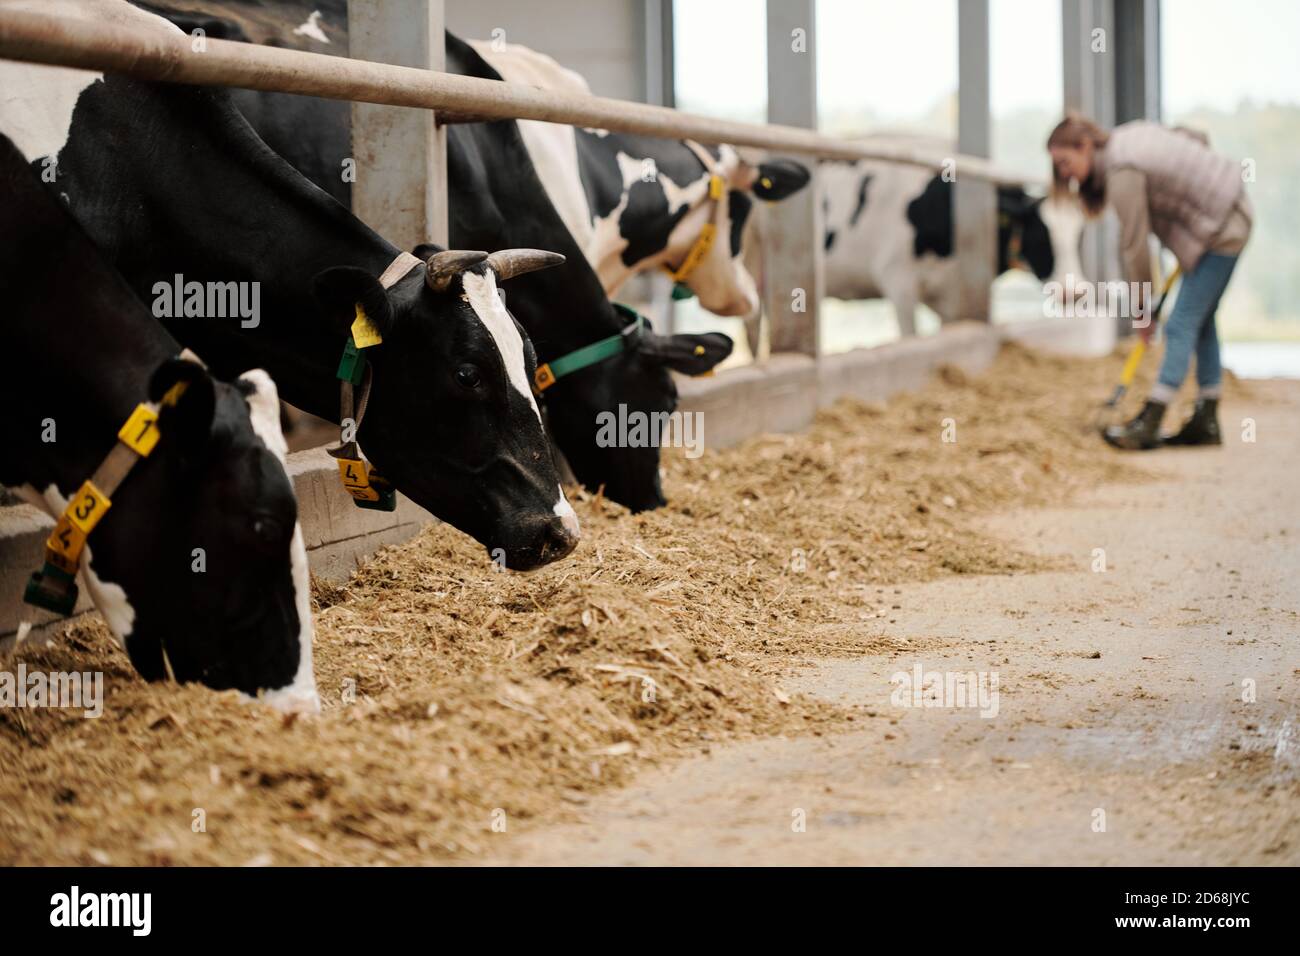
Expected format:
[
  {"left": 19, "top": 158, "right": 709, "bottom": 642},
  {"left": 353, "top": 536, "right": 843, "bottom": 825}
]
[{"left": 0, "top": 342, "right": 1228, "bottom": 864}]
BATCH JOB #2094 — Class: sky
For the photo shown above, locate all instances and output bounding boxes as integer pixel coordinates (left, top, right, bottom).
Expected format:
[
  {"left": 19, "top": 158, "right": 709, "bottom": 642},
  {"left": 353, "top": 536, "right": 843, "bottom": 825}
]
[{"left": 674, "top": 0, "right": 1300, "bottom": 124}]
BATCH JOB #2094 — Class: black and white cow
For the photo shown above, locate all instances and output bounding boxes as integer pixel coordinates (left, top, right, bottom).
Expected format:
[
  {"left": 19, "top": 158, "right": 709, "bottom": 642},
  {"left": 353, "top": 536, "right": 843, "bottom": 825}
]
[
  {"left": 0, "top": 131, "right": 317, "bottom": 711},
  {"left": 445, "top": 35, "right": 735, "bottom": 511},
  {"left": 138, "top": 0, "right": 737, "bottom": 512},
  {"left": 819, "top": 148, "right": 1085, "bottom": 333},
  {"left": 0, "top": 0, "right": 578, "bottom": 570},
  {"left": 468, "top": 39, "right": 811, "bottom": 319}
]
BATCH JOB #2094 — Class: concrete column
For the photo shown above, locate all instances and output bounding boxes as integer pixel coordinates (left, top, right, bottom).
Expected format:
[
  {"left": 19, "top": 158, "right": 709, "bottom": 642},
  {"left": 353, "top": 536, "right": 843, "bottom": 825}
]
[
  {"left": 348, "top": 0, "right": 447, "bottom": 250},
  {"left": 763, "top": 0, "right": 821, "bottom": 357},
  {"left": 956, "top": 0, "right": 994, "bottom": 325}
]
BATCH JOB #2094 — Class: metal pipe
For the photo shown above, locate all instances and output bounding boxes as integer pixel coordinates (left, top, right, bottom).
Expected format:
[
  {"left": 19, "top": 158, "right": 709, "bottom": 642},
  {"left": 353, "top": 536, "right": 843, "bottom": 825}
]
[{"left": 0, "top": 9, "right": 1039, "bottom": 187}]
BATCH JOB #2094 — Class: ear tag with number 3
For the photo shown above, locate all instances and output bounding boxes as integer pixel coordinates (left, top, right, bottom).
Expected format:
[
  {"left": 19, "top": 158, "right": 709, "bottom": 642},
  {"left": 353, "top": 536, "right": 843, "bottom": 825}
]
[{"left": 351, "top": 303, "right": 383, "bottom": 349}]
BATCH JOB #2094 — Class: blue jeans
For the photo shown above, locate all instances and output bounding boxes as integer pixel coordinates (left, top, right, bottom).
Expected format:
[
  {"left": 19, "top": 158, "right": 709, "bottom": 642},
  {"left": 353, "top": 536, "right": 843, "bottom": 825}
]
[{"left": 1157, "top": 252, "right": 1238, "bottom": 393}]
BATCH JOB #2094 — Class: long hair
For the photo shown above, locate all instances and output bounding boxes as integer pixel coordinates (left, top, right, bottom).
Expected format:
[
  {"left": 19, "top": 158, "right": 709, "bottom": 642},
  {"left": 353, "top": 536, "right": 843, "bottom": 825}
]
[{"left": 1047, "top": 113, "right": 1110, "bottom": 217}]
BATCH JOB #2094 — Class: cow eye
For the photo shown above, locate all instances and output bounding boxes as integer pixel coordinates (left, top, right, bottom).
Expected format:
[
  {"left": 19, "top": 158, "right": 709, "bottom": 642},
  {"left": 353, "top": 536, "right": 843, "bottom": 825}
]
[
  {"left": 455, "top": 364, "right": 482, "bottom": 390},
  {"left": 252, "top": 517, "right": 284, "bottom": 547}
]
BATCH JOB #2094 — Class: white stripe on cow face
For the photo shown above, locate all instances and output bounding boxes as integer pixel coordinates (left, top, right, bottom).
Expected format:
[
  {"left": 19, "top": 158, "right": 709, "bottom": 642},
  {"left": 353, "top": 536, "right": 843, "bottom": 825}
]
[
  {"left": 459, "top": 272, "right": 577, "bottom": 534},
  {"left": 460, "top": 269, "right": 543, "bottom": 425},
  {"left": 1039, "top": 196, "right": 1086, "bottom": 287},
  {"left": 238, "top": 369, "right": 320, "bottom": 714},
  {"left": 554, "top": 485, "right": 580, "bottom": 538}
]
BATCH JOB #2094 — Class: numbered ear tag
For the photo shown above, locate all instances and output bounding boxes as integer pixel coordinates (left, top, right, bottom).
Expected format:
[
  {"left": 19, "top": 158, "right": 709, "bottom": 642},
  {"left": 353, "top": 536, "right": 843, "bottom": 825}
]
[
  {"left": 534, "top": 363, "right": 557, "bottom": 392},
  {"left": 44, "top": 515, "right": 88, "bottom": 575},
  {"left": 160, "top": 379, "right": 190, "bottom": 408},
  {"left": 351, "top": 303, "right": 383, "bottom": 349},
  {"left": 336, "top": 456, "right": 380, "bottom": 502},
  {"left": 65, "top": 480, "right": 111, "bottom": 536},
  {"left": 336, "top": 336, "right": 367, "bottom": 385},
  {"left": 118, "top": 403, "right": 161, "bottom": 457},
  {"left": 355, "top": 466, "right": 397, "bottom": 512}
]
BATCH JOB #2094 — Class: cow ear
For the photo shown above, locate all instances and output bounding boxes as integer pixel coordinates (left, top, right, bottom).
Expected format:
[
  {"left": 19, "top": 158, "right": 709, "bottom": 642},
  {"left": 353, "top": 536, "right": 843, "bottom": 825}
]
[
  {"left": 906, "top": 176, "right": 954, "bottom": 257},
  {"left": 310, "top": 266, "right": 396, "bottom": 339},
  {"left": 639, "top": 331, "right": 733, "bottom": 375},
  {"left": 997, "top": 187, "right": 1035, "bottom": 219},
  {"left": 412, "top": 243, "right": 440, "bottom": 261},
  {"left": 148, "top": 357, "right": 217, "bottom": 459},
  {"left": 750, "top": 159, "right": 811, "bottom": 201}
]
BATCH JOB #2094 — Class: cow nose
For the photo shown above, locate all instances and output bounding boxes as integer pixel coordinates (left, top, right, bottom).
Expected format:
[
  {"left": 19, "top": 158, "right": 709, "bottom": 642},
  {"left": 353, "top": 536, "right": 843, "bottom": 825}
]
[{"left": 540, "top": 516, "right": 579, "bottom": 562}]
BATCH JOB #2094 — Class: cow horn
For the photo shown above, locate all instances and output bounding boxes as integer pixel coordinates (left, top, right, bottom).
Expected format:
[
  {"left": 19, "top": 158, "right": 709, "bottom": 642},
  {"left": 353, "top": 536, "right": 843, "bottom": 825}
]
[
  {"left": 484, "top": 249, "right": 566, "bottom": 282},
  {"left": 425, "top": 250, "right": 489, "bottom": 292}
]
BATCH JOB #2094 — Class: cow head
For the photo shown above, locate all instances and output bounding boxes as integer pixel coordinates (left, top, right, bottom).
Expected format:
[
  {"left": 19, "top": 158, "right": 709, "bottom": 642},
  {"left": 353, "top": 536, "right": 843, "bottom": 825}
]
[
  {"left": 1037, "top": 195, "right": 1088, "bottom": 298},
  {"left": 998, "top": 188, "right": 1089, "bottom": 306},
  {"left": 997, "top": 187, "right": 1056, "bottom": 280},
  {"left": 319, "top": 248, "right": 578, "bottom": 570},
  {"left": 542, "top": 312, "right": 733, "bottom": 512},
  {"left": 660, "top": 148, "right": 811, "bottom": 318},
  {"left": 66, "top": 358, "right": 318, "bottom": 711}
]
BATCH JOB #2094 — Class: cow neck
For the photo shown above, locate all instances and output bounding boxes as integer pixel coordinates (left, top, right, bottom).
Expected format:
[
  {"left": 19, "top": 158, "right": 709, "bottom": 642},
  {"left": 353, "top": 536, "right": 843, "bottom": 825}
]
[
  {"left": 1, "top": 166, "right": 176, "bottom": 489},
  {"left": 13, "top": 319, "right": 175, "bottom": 496},
  {"left": 442, "top": 95, "right": 624, "bottom": 361},
  {"left": 122, "top": 83, "right": 401, "bottom": 424}
]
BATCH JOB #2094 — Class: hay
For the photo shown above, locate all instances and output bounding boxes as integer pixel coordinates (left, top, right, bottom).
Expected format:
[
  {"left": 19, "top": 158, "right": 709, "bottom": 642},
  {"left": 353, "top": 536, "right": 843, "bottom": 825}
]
[{"left": 0, "top": 342, "right": 1233, "bottom": 864}]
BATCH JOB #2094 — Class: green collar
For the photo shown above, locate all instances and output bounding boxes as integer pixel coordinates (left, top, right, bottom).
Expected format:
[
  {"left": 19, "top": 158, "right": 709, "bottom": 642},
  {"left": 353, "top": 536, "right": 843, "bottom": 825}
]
[{"left": 534, "top": 303, "right": 645, "bottom": 392}]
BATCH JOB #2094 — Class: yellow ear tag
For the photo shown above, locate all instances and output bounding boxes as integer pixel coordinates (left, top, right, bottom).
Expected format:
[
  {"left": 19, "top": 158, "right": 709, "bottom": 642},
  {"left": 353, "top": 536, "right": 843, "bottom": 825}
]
[
  {"left": 119, "top": 404, "right": 161, "bottom": 457},
  {"left": 351, "top": 303, "right": 383, "bottom": 349},
  {"left": 760, "top": 176, "right": 773, "bottom": 190},
  {"left": 336, "top": 456, "right": 381, "bottom": 502},
  {"left": 708, "top": 174, "right": 725, "bottom": 201},
  {"left": 66, "top": 480, "right": 111, "bottom": 536},
  {"left": 693, "top": 345, "right": 705, "bottom": 356},
  {"left": 44, "top": 515, "right": 88, "bottom": 574},
  {"left": 160, "top": 379, "right": 189, "bottom": 408}
]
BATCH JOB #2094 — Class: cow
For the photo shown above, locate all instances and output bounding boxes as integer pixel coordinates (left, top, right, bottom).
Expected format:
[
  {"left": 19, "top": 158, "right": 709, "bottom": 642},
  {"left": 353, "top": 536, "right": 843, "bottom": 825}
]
[
  {"left": 137, "top": 1, "right": 736, "bottom": 512},
  {"left": 467, "top": 39, "right": 812, "bottom": 320},
  {"left": 0, "top": 0, "right": 578, "bottom": 570},
  {"left": 818, "top": 146, "right": 1086, "bottom": 333},
  {"left": 0, "top": 131, "right": 318, "bottom": 711}
]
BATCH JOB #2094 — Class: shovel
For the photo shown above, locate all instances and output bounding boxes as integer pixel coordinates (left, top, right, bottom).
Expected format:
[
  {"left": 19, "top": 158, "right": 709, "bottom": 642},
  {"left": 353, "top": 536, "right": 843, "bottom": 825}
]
[{"left": 1094, "top": 265, "right": 1182, "bottom": 433}]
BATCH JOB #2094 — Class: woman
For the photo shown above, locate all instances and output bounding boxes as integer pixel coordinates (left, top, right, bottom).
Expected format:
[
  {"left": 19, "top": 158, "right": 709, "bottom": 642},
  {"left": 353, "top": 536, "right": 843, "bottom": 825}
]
[{"left": 1047, "top": 114, "right": 1252, "bottom": 449}]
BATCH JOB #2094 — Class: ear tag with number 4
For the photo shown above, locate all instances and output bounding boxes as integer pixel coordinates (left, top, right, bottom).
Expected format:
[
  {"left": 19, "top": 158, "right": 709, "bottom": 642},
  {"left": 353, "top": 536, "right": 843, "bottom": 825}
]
[
  {"left": 351, "top": 303, "right": 383, "bottom": 349},
  {"left": 336, "top": 456, "right": 379, "bottom": 502}
]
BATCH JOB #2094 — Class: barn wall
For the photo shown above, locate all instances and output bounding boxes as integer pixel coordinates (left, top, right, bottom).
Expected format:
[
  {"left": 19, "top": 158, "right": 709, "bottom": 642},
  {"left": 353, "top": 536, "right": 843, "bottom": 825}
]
[{"left": 445, "top": 0, "right": 649, "bottom": 102}]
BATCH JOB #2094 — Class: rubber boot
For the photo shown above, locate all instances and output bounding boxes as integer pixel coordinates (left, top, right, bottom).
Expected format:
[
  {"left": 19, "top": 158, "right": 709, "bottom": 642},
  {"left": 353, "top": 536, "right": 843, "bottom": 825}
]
[
  {"left": 1163, "top": 398, "right": 1222, "bottom": 446},
  {"left": 1103, "top": 400, "right": 1166, "bottom": 450}
]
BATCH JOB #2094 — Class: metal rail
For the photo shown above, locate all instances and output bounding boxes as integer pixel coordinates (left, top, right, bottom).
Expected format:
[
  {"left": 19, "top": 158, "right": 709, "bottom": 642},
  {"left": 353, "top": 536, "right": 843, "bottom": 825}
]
[{"left": 0, "top": 8, "right": 1037, "bottom": 187}]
